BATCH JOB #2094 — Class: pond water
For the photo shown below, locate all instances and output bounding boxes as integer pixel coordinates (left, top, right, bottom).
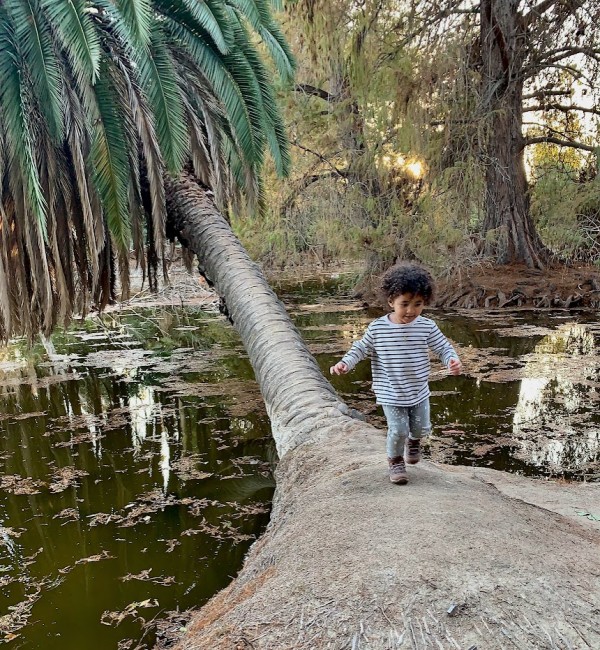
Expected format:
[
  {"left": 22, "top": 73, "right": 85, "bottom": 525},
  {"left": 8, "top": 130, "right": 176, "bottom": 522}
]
[
  {"left": 0, "top": 309, "right": 274, "bottom": 648},
  {"left": 0, "top": 278, "right": 599, "bottom": 647},
  {"left": 280, "top": 278, "right": 600, "bottom": 482}
]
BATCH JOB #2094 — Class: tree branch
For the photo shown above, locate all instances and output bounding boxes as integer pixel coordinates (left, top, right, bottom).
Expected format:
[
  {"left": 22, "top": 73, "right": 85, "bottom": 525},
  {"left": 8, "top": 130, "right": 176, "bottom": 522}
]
[
  {"left": 539, "top": 46, "right": 600, "bottom": 60},
  {"left": 281, "top": 172, "right": 348, "bottom": 215},
  {"left": 524, "top": 0, "right": 562, "bottom": 26},
  {"left": 294, "top": 84, "right": 336, "bottom": 102},
  {"left": 392, "top": 0, "right": 466, "bottom": 46},
  {"left": 540, "top": 47, "right": 600, "bottom": 68},
  {"left": 524, "top": 0, "right": 585, "bottom": 28},
  {"left": 523, "top": 104, "right": 600, "bottom": 116},
  {"left": 290, "top": 141, "right": 347, "bottom": 177},
  {"left": 522, "top": 136, "right": 598, "bottom": 153},
  {"left": 524, "top": 122, "right": 590, "bottom": 143},
  {"left": 524, "top": 63, "right": 586, "bottom": 83},
  {"left": 522, "top": 89, "right": 574, "bottom": 100}
]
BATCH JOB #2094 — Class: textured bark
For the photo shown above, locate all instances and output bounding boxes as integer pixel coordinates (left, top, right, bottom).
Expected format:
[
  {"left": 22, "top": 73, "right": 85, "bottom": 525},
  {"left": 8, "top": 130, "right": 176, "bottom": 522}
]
[
  {"left": 480, "top": 0, "right": 546, "bottom": 268},
  {"left": 165, "top": 173, "right": 361, "bottom": 456},
  {"left": 164, "top": 173, "right": 600, "bottom": 650}
]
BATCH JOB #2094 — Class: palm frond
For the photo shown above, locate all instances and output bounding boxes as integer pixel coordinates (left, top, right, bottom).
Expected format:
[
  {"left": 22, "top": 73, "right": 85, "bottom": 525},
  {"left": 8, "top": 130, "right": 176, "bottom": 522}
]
[
  {"left": 227, "top": 9, "right": 291, "bottom": 176},
  {"left": 42, "top": 0, "right": 101, "bottom": 84},
  {"left": 227, "top": 0, "right": 270, "bottom": 25},
  {"left": 174, "top": 55, "right": 234, "bottom": 208},
  {"left": 63, "top": 73, "right": 103, "bottom": 286},
  {"left": 223, "top": 133, "right": 259, "bottom": 206},
  {"left": 116, "top": 52, "right": 168, "bottom": 266},
  {"left": 39, "top": 130, "right": 72, "bottom": 332},
  {"left": 0, "top": 13, "right": 48, "bottom": 238},
  {"left": 163, "top": 19, "right": 260, "bottom": 177},
  {"left": 93, "top": 0, "right": 141, "bottom": 56},
  {"left": 9, "top": 215, "right": 34, "bottom": 338},
  {"left": 171, "top": 44, "right": 239, "bottom": 200},
  {"left": 182, "top": 95, "right": 214, "bottom": 188},
  {"left": 1, "top": 196, "right": 33, "bottom": 339},
  {"left": 115, "top": 0, "right": 152, "bottom": 48},
  {"left": 137, "top": 25, "right": 188, "bottom": 174},
  {"left": 5, "top": 0, "right": 64, "bottom": 140},
  {"left": 129, "top": 182, "right": 147, "bottom": 275},
  {"left": 256, "top": 23, "right": 295, "bottom": 83},
  {"left": 91, "top": 61, "right": 131, "bottom": 254},
  {"left": 8, "top": 152, "right": 53, "bottom": 338},
  {"left": 0, "top": 204, "right": 13, "bottom": 337},
  {"left": 50, "top": 164, "right": 79, "bottom": 327},
  {"left": 182, "top": 0, "right": 234, "bottom": 53},
  {"left": 227, "top": 0, "right": 295, "bottom": 81},
  {"left": 152, "top": 0, "right": 234, "bottom": 54},
  {"left": 106, "top": 60, "right": 143, "bottom": 300}
]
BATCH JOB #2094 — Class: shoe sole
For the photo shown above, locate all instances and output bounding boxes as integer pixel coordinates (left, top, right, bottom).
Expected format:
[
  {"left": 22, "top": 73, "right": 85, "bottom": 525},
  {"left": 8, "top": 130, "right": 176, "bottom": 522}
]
[
  {"left": 406, "top": 458, "right": 420, "bottom": 465},
  {"left": 390, "top": 476, "right": 408, "bottom": 484}
]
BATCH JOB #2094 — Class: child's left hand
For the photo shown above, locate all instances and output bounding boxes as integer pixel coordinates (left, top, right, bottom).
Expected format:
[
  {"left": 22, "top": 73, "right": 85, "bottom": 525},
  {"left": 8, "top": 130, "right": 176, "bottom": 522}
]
[{"left": 448, "top": 358, "right": 462, "bottom": 375}]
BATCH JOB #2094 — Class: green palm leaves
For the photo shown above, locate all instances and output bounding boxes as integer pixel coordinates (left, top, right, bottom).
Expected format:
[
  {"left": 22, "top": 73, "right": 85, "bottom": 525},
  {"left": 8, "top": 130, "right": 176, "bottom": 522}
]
[
  {"left": 0, "top": 0, "right": 295, "bottom": 341},
  {"left": 42, "top": 0, "right": 101, "bottom": 84}
]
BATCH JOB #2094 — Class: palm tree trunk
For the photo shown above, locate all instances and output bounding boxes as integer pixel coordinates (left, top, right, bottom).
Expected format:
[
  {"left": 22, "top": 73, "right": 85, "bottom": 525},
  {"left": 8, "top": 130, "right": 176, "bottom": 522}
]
[
  {"left": 164, "top": 173, "right": 600, "bottom": 650},
  {"left": 164, "top": 172, "right": 360, "bottom": 456}
]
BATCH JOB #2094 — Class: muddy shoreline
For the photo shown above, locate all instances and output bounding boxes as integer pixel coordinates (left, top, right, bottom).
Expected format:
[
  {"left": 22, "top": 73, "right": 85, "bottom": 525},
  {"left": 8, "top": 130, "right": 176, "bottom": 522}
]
[{"left": 126, "top": 258, "right": 600, "bottom": 312}]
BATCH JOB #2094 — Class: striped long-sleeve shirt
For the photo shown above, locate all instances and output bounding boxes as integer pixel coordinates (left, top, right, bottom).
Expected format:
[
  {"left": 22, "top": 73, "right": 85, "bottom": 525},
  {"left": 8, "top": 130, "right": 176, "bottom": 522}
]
[{"left": 340, "top": 314, "right": 459, "bottom": 406}]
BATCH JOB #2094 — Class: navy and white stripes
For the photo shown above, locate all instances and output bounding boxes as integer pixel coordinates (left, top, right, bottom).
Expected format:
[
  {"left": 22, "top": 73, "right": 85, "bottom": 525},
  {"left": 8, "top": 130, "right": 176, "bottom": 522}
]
[{"left": 340, "top": 314, "right": 458, "bottom": 406}]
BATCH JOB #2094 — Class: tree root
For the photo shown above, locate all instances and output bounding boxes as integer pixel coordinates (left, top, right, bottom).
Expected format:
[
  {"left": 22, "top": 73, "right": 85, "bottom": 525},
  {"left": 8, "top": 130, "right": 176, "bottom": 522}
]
[
  {"left": 433, "top": 265, "right": 600, "bottom": 310},
  {"left": 436, "top": 288, "right": 599, "bottom": 310}
]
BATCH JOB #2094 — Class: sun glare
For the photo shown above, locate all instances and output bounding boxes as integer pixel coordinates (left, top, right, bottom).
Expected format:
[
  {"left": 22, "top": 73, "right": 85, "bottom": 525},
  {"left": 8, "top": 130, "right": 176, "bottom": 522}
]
[
  {"left": 379, "top": 153, "right": 426, "bottom": 179},
  {"left": 405, "top": 159, "right": 424, "bottom": 179}
]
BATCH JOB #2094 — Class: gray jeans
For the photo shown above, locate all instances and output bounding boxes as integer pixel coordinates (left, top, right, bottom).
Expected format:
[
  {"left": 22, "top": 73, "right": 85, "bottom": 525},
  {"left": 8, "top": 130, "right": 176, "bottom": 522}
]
[{"left": 382, "top": 398, "right": 431, "bottom": 459}]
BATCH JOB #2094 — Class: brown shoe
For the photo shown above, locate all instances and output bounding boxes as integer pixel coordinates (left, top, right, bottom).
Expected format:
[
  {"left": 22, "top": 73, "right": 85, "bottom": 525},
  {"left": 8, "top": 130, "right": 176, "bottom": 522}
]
[
  {"left": 388, "top": 456, "right": 408, "bottom": 484},
  {"left": 406, "top": 437, "right": 421, "bottom": 464}
]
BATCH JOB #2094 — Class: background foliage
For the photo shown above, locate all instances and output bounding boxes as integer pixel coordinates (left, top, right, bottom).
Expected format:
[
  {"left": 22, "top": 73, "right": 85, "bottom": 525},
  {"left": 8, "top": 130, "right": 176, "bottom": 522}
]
[{"left": 235, "top": 0, "right": 600, "bottom": 274}]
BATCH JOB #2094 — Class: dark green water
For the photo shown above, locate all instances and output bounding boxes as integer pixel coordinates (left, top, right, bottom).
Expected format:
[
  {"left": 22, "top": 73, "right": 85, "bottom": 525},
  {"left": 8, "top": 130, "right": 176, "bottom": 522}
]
[
  {"left": 0, "top": 309, "right": 274, "bottom": 648},
  {"left": 0, "top": 280, "right": 599, "bottom": 647},
  {"left": 278, "top": 277, "right": 600, "bottom": 481}
]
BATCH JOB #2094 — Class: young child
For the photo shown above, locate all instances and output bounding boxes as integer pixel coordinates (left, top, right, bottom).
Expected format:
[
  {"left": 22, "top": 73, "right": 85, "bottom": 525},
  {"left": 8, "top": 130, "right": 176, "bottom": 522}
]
[{"left": 330, "top": 263, "right": 461, "bottom": 484}]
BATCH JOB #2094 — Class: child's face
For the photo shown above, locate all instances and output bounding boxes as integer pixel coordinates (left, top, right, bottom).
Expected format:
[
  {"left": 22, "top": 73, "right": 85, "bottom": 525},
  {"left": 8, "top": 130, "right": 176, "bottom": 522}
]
[{"left": 388, "top": 292, "right": 425, "bottom": 324}]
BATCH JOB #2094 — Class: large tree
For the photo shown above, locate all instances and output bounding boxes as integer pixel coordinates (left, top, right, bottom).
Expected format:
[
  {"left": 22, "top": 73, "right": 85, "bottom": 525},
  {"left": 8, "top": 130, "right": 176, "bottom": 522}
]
[
  {"left": 0, "top": 0, "right": 294, "bottom": 341},
  {"left": 400, "top": 0, "right": 600, "bottom": 267},
  {"left": 277, "top": 0, "right": 600, "bottom": 269}
]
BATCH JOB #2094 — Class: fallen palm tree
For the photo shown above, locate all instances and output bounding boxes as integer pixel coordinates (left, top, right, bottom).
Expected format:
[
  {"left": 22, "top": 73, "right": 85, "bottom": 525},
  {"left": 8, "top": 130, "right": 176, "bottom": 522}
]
[{"left": 168, "top": 178, "right": 600, "bottom": 650}]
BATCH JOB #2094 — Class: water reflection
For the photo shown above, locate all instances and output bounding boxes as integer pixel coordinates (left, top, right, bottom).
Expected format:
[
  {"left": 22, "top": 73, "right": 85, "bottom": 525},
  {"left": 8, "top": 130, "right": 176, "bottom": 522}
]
[
  {"left": 0, "top": 308, "right": 275, "bottom": 648},
  {"left": 130, "top": 386, "right": 158, "bottom": 450},
  {"left": 512, "top": 323, "right": 600, "bottom": 477},
  {"left": 534, "top": 323, "right": 596, "bottom": 355}
]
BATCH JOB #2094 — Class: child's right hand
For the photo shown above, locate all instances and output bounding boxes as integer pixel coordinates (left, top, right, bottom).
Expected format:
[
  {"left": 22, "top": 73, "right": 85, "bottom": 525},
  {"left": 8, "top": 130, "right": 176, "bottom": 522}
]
[{"left": 330, "top": 361, "right": 349, "bottom": 375}]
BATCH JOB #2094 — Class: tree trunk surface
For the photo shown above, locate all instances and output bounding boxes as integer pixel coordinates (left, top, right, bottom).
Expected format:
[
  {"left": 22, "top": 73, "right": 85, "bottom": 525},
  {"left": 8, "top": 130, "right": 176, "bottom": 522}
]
[
  {"left": 480, "top": 0, "right": 546, "bottom": 269},
  {"left": 165, "top": 175, "right": 600, "bottom": 649},
  {"left": 174, "top": 429, "right": 600, "bottom": 649},
  {"left": 164, "top": 174, "right": 362, "bottom": 456}
]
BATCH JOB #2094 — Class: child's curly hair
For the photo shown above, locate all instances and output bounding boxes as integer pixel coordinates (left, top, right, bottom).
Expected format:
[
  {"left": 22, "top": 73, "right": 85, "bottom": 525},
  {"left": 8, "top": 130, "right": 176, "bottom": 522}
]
[{"left": 380, "top": 263, "right": 435, "bottom": 303}]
